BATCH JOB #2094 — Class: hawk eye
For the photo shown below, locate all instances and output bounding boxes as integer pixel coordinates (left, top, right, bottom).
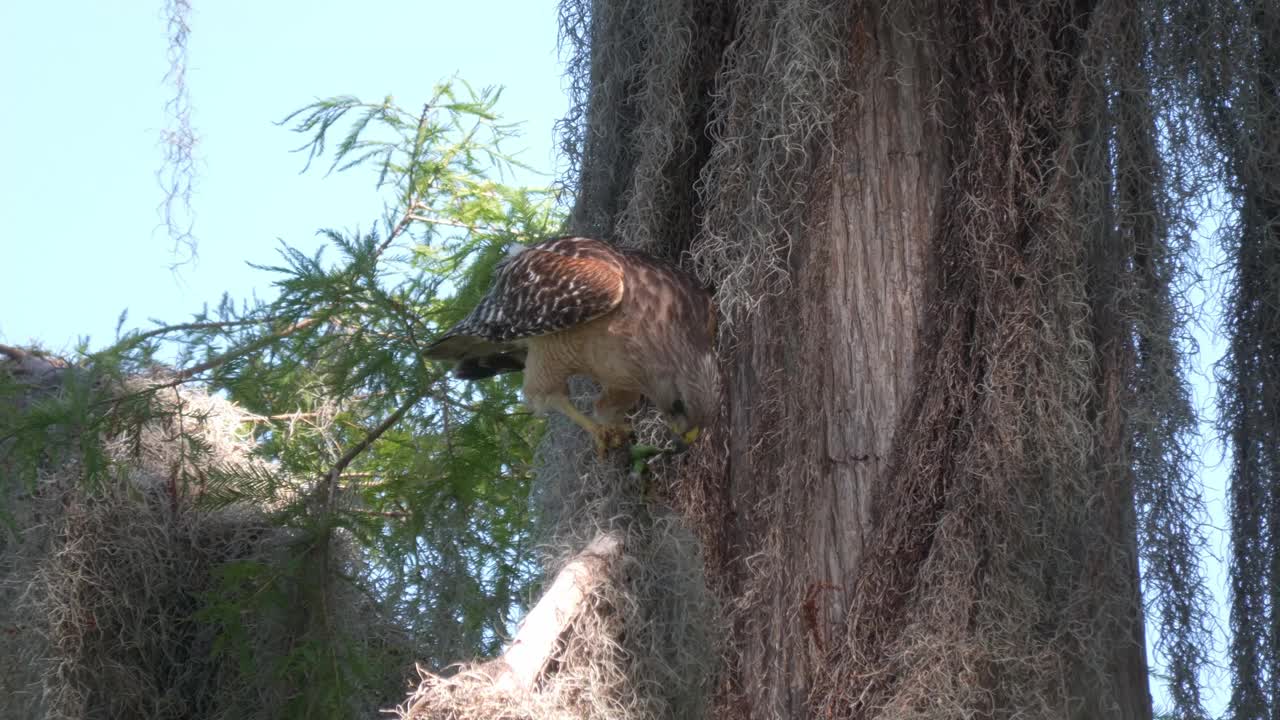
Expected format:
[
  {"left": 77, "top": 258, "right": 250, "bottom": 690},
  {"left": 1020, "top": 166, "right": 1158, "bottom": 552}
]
[{"left": 671, "top": 398, "right": 686, "bottom": 416}]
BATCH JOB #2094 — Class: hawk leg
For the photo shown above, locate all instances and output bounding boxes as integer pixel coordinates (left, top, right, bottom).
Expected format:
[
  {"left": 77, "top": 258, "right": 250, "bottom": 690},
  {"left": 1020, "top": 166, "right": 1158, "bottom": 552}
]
[
  {"left": 594, "top": 386, "right": 640, "bottom": 451},
  {"left": 544, "top": 395, "right": 629, "bottom": 458}
]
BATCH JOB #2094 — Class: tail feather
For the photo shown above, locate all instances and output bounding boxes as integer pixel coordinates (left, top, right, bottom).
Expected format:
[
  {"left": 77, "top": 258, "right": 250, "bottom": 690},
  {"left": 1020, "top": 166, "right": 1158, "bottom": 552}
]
[
  {"left": 423, "top": 332, "right": 509, "bottom": 362},
  {"left": 423, "top": 331, "right": 525, "bottom": 380},
  {"left": 453, "top": 352, "right": 526, "bottom": 380}
]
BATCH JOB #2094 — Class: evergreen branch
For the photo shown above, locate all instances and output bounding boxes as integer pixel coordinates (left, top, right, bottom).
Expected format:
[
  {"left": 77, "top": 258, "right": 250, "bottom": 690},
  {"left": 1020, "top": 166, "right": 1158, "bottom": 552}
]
[
  {"left": 78, "top": 316, "right": 329, "bottom": 414},
  {"left": 173, "top": 317, "right": 322, "bottom": 382},
  {"left": 119, "top": 317, "right": 269, "bottom": 347},
  {"left": 376, "top": 103, "right": 437, "bottom": 258}
]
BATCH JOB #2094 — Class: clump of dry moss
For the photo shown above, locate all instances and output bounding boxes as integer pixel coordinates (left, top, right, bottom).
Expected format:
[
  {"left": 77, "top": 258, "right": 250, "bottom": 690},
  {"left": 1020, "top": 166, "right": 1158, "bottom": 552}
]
[{"left": 0, "top": 356, "right": 408, "bottom": 719}]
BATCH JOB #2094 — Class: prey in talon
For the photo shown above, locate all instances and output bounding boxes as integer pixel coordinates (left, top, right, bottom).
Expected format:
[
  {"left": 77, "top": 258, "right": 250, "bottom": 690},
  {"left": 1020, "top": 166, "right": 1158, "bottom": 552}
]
[{"left": 423, "top": 236, "right": 718, "bottom": 458}]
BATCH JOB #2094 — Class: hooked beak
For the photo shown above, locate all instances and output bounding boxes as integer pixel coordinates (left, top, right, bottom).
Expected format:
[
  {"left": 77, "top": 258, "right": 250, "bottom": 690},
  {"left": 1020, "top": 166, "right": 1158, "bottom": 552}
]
[{"left": 674, "top": 426, "right": 701, "bottom": 450}]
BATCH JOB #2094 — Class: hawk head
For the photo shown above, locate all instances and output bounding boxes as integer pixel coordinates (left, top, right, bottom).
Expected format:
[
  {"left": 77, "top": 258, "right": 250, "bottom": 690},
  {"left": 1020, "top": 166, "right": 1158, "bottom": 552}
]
[{"left": 657, "top": 351, "right": 720, "bottom": 442}]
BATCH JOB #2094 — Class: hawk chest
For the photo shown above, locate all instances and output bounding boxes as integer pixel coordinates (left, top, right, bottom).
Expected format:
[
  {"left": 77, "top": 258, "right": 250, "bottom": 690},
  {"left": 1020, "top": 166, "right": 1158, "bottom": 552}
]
[{"left": 522, "top": 310, "right": 643, "bottom": 389}]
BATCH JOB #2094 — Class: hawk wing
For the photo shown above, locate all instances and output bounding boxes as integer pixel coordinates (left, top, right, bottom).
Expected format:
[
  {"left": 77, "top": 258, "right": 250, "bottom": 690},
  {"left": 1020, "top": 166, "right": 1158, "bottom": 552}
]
[{"left": 423, "top": 237, "right": 627, "bottom": 368}]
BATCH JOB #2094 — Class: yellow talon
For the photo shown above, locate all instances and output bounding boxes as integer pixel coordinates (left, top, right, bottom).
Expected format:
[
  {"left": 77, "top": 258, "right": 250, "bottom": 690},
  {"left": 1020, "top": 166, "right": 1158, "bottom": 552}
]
[{"left": 592, "top": 424, "right": 634, "bottom": 458}]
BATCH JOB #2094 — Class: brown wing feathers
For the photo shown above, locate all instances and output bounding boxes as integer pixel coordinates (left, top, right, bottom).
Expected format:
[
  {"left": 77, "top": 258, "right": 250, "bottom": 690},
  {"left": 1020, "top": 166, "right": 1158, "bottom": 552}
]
[{"left": 423, "top": 237, "right": 626, "bottom": 371}]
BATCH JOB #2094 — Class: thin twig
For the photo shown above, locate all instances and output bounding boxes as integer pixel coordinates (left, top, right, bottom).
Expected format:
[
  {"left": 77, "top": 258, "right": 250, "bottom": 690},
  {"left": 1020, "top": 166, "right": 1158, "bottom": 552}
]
[
  {"left": 323, "top": 393, "right": 425, "bottom": 488},
  {"left": 407, "top": 213, "right": 506, "bottom": 236}
]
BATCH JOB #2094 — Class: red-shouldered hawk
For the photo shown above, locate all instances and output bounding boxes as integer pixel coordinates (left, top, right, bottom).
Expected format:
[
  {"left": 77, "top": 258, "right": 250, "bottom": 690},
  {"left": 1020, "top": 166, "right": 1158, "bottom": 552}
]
[{"left": 423, "top": 236, "right": 719, "bottom": 455}]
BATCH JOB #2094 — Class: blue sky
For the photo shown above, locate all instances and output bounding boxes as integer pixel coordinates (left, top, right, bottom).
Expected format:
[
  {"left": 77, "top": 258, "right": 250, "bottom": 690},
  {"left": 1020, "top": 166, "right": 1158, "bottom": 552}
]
[
  {"left": 0, "top": 1, "right": 1234, "bottom": 713},
  {"left": 0, "top": 0, "right": 564, "bottom": 350}
]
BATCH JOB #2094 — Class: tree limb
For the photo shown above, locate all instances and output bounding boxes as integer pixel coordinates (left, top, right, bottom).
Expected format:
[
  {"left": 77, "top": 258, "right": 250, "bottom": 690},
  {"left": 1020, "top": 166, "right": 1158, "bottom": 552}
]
[{"left": 489, "top": 532, "right": 623, "bottom": 693}]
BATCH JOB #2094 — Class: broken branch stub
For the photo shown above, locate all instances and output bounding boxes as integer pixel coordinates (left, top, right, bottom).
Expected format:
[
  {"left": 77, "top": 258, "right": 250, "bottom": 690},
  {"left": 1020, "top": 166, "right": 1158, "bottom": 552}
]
[
  {"left": 396, "top": 532, "right": 626, "bottom": 720},
  {"left": 492, "top": 532, "right": 624, "bottom": 693}
]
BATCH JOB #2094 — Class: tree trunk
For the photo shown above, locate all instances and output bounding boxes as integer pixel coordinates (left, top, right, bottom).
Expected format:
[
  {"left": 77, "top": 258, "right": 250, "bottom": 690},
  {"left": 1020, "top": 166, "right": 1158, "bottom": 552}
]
[
  {"left": 552, "top": 0, "right": 1157, "bottom": 718},
  {"left": 707, "top": 7, "right": 940, "bottom": 714}
]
